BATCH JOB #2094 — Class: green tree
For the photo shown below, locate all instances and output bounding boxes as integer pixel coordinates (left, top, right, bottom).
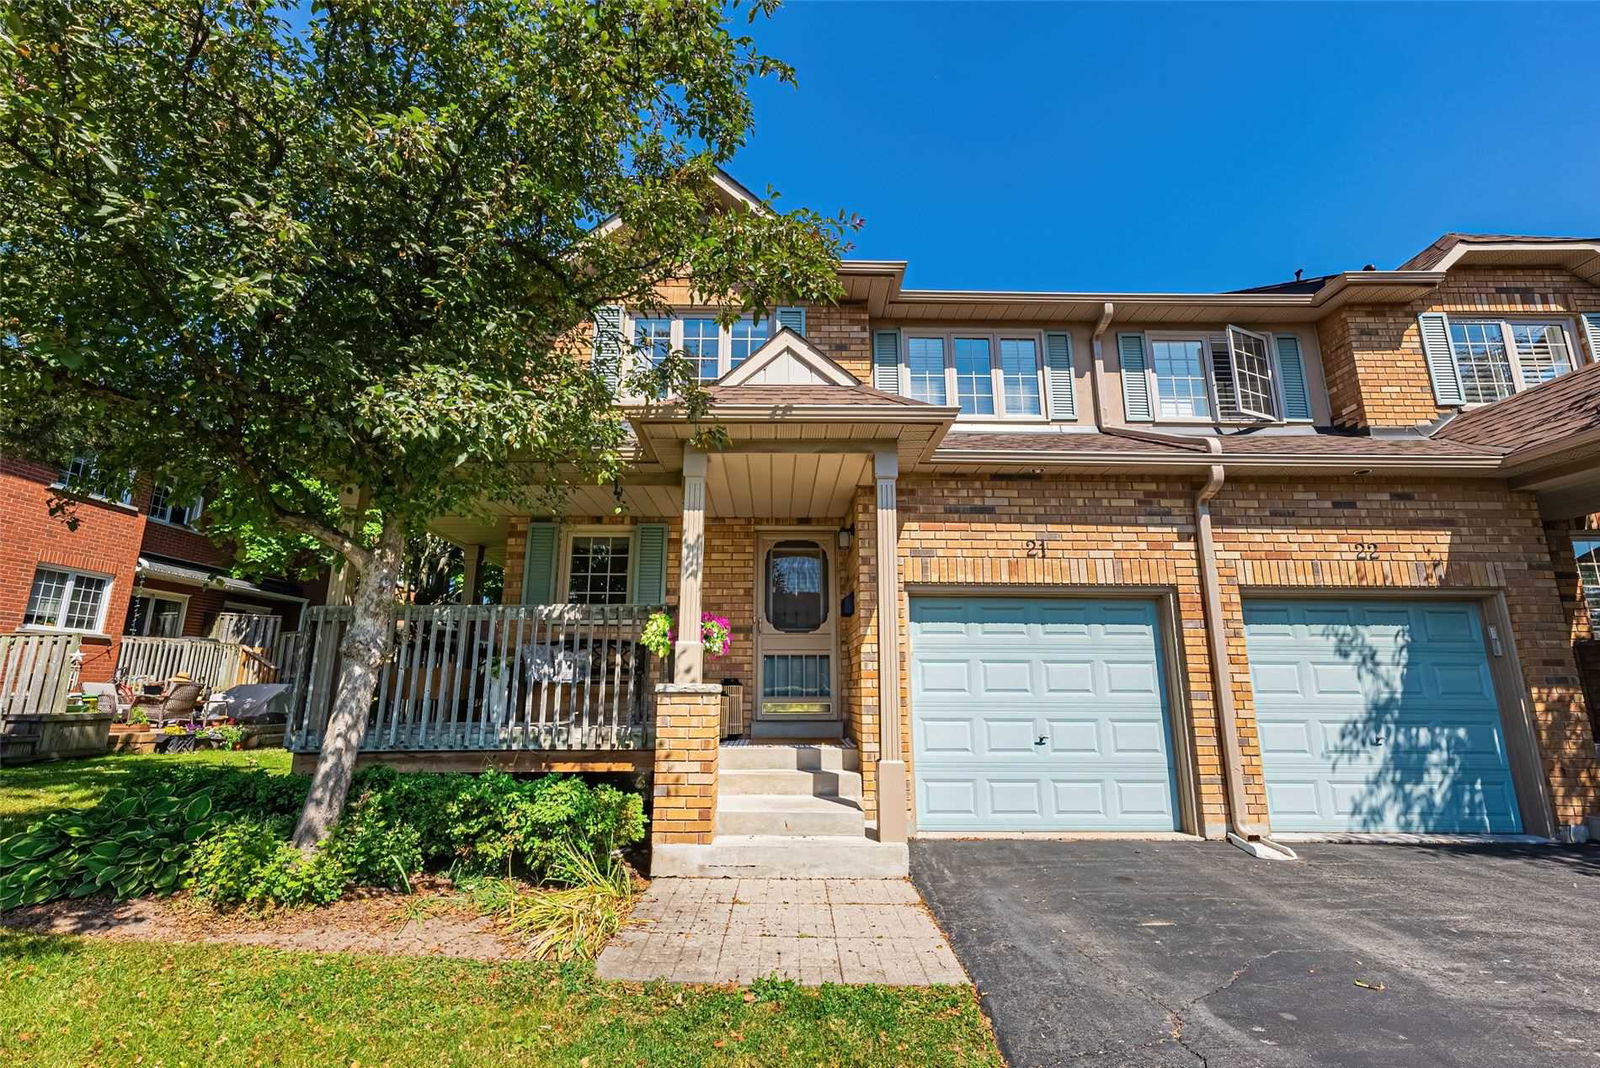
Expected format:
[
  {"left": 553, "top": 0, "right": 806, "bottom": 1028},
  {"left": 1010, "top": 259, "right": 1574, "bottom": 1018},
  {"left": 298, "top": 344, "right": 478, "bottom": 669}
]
[{"left": 0, "top": 0, "right": 850, "bottom": 845}]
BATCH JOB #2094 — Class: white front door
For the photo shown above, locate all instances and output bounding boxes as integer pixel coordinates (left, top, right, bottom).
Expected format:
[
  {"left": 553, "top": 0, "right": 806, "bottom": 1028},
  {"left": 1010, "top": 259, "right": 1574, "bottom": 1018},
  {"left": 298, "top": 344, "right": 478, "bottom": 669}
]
[{"left": 754, "top": 534, "right": 838, "bottom": 724}]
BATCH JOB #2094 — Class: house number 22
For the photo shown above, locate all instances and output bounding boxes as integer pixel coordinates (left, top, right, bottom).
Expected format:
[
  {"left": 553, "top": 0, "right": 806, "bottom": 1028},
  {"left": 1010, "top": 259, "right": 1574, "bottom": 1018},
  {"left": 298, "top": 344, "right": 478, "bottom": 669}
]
[
  {"left": 1025, "top": 538, "right": 1049, "bottom": 558},
  {"left": 1353, "top": 542, "right": 1380, "bottom": 560}
]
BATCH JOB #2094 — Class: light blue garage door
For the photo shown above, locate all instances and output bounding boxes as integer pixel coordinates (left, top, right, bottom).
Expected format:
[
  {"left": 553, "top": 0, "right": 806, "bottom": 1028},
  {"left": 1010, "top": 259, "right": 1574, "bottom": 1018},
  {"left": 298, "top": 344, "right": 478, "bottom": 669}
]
[
  {"left": 1244, "top": 600, "right": 1521, "bottom": 834},
  {"left": 909, "top": 597, "right": 1180, "bottom": 832}
]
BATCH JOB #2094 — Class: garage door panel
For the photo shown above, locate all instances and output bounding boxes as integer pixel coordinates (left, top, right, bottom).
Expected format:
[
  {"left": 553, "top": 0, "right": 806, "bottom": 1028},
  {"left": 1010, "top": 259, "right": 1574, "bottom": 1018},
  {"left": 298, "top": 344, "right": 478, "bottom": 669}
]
[
  {"left": 1244, "top": 599, "right": 1520, "bottom": 834},
  {"left": 911, "top": 597, "right": 1179, "bottom": 832}
]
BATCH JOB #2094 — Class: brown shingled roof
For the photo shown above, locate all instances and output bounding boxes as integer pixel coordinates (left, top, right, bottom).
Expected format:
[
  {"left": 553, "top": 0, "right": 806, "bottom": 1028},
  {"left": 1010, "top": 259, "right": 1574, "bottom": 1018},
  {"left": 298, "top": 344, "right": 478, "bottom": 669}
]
[
  {"left": 1435, "top": 359, "right": 1600, "bottom": 457},
  {"left": 934, "top": 430, "right": 1504, "bottom": 460},
  {"left": 1399, "top": 233, "right": 1600, "bottom": 270},
  {"left": 704, "top": 383, "right": 935, "bottom": 407}
]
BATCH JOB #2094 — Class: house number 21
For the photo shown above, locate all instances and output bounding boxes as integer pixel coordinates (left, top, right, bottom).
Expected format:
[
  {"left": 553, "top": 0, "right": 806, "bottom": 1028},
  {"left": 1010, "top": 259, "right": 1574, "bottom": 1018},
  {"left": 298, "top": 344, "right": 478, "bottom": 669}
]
[{"left": 1025, "top": 538, "right": 1049, "bottom": 558}]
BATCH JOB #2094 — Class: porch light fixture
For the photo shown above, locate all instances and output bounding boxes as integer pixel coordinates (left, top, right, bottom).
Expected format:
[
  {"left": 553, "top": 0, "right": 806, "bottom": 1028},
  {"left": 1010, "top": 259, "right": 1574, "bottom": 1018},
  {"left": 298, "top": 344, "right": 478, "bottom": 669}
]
[{"left": 837, "top": 526, "right": 854, "bottom": 550}]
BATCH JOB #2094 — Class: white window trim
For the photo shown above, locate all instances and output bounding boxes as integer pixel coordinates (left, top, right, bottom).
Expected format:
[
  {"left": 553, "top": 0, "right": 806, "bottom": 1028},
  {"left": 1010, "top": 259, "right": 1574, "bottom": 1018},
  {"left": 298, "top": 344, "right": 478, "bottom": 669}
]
[
  {"left": 52, "top": 456, "right": 135, "bottom": 510},
  {"left": 22, "top": 564, "right": 114, "bottom": 636},
  {"left": 126, "top": 587, "right": 190, "bottom": 637},
  {"left": 1575, "top": 536, "right": 1600, "bottom": 632},
  {"left": 557, "top": 526, "right": 638, "bottom": 606},
  {"left": 625, "top": 310, "right": 775, "bottom": 383},
  {"left": 1448, "top": 316, "right": 1584, "bottom": 406},
  {"left": 148, "top": 487, "right": 204, "bottom": 529},
  {"left": 1140, "top": 329, "right": 1295, "bottom": 425},
  {"left": 898, "top": 329, "right": 1048, "bottom": 421}
]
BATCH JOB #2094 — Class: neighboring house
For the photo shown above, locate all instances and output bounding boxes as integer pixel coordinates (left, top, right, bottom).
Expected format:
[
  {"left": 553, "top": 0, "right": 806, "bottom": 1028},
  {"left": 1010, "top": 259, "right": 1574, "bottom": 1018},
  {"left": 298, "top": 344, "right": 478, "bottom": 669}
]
[
  {"left": 287, "top": 175, "right": 1600, "bottom": 874},
  {"left": 0, "top": 455, "right": 316, "bottom": 684}
]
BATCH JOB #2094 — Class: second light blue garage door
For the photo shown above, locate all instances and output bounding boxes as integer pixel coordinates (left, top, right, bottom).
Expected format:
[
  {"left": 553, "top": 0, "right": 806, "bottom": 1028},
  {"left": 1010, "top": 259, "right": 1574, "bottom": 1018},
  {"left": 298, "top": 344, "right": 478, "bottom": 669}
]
[
  {"left": 909, "top": 597, "right": 1180, "bottom": 832},
  {"left": 1244, "top": 599, "right": 1522, "bottom": 833}
]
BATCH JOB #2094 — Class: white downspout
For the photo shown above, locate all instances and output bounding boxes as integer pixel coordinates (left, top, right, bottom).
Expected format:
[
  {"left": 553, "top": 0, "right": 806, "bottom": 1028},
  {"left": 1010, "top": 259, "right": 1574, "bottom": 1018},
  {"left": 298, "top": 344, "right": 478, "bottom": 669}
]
[
  {"left": 1090, "top": 301, "right": 1115, "bottom": 430},
  {"left": 1193, "top": 439, "right": 1297, "bottom": 861}
]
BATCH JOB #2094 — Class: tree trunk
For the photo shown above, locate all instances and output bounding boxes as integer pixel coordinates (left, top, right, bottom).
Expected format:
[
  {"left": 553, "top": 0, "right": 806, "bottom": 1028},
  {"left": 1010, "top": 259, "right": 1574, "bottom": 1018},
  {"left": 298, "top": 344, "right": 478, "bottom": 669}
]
[{"left": 291, "top": 519, "right": 405, "bottom": 849}]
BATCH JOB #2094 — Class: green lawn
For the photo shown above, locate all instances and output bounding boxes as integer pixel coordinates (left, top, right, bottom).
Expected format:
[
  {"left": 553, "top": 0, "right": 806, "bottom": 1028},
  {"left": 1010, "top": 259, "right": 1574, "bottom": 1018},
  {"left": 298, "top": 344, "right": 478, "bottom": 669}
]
[
  {"left": 1, "top": 750, "right": 1001, "bottom": 1065},
  {"left": 0, "top": 749, "right": 293, "bottom": 837},
  {"left": 0, "top": 932, "right": 998, "bottom": 1066}
]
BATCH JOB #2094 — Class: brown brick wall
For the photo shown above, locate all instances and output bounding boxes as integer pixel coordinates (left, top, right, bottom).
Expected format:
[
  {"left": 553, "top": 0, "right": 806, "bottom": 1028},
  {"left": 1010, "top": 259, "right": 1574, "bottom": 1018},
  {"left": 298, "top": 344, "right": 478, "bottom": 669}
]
[
  {"left": 891, "top": 473, "right": 1600, "bottom": 832},
  {"left": 650, "top": 686, "right": 721, "bottom": 845},
  {"left": 1317, "top": 267, "right": 1600, "bottom": 429}
]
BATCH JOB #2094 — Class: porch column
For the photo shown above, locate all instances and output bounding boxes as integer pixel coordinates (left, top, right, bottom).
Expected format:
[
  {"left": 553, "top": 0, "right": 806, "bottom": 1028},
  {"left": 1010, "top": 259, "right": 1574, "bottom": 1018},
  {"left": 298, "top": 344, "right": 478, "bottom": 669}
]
[
  {"left": 675, "top": 449, "right": 707, "bottom": 684},
  {"left": 874, "top": 448, "right": 908, "bottom": 843},
  {"left": 460, "top": 544, "right": 484, "bottom": 605}
]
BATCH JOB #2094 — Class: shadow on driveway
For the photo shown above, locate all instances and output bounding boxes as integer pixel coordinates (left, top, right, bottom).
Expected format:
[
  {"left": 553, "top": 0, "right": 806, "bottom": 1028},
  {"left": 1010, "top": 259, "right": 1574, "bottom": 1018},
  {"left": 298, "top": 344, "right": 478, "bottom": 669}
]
[{"left": 911, "top": 840, "right": 1600, "bottom": 1067}]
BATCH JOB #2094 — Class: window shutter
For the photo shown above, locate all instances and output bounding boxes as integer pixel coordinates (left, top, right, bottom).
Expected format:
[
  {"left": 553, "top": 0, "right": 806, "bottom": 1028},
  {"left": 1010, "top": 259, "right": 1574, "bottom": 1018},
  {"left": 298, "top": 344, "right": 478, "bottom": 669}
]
[
  {"left": 1044, "top": 332, "right": 1076, "bottom": 420},
  {"left": 1118, "top": 333, "right": 1153, "bottom": 422},
  {"left": 592, "top": 305, "right": 624, "bottom": 393},
  {"left": 1273, "top": 335, "right": 1313, "bottom": 421},
  {"left": 521, "top": 523, "right": 559, "bottom": 604},
  {"left": 775, "top": 306, "right": 807, "bottom": 336},
  {"left": 873, "top": 329, "right": 901, "bottom": 394},
  {"left": 633, "top": 524, "right": 668, "bottom": 606},
  {"left": 1418, "top": 312, "right": 1463, "bottom": 406},
  {"left": 1582, "top": 313, "right": 1600, "bottom": 364}
]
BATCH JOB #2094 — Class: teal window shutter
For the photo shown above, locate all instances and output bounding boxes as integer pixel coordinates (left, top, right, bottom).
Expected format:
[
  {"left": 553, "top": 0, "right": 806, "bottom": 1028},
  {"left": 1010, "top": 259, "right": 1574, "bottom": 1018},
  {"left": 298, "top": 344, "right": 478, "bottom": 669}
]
[
  {"left": 522, "top": 523, "right": 559, "bottom": 604},
  {"left": 775, "top": 306, "right": 807, "bottom": 336},
  {"left": 1582, "top": 313, "right": 1600, "bottom": 364},
  {"left": 1118, "top": 333, "right": 1153, "bottom": 422},
  {"left": 1418, "top": 312, "right": 1463, "bottom": 406},
  {"left": 592, "top": 305, "right": 624, "bottom": 393},
  {"left": 1273, "top": 334, "right": 1313, "bottom": 421},
  {"left": 873, "top": 329, "right": 901, "bottom": 393},
  {"left": 633, "top": 524, "right": 668, "bottom": 605},
  {"left": 1044, "top": 332, "right": 1076, "bottom": 420}
]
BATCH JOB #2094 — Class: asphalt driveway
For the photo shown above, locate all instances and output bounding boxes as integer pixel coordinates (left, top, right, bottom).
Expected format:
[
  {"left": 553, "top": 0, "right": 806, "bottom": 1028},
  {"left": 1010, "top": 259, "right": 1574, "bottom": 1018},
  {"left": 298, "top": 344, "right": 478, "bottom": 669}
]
[{"left": 911, "top": 840, "right": 1600, "bottom": 1067}]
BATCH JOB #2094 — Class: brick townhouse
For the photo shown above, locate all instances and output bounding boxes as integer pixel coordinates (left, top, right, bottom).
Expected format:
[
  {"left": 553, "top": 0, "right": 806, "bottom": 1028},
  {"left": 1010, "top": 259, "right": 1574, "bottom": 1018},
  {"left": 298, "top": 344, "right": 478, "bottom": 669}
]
[
  {"left": 0, "top": 455, "right": 316, "bottom": 684},
  {"left": 284, "top": 173, "right": 1600, "bottom": 874}
]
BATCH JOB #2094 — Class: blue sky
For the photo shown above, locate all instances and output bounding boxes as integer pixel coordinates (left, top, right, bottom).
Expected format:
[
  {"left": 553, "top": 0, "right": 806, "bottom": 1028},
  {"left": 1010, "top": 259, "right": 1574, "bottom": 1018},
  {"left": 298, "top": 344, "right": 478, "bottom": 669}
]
[{"left": 734, "top": 2, "right": 1600, "bottom": 292}]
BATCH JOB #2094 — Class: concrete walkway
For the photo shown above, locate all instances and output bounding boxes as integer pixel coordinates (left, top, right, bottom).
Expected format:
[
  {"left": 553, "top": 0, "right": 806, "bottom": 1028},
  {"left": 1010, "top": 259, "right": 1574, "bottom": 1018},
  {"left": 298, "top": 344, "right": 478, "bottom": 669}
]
[{"left": 596, "top": 878, "right": 968, "bottom": 986}]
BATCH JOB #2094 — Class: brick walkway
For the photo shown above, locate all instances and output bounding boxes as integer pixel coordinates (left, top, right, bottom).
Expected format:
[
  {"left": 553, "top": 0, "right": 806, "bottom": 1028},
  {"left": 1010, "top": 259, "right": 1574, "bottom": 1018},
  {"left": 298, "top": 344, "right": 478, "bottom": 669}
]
[{"left": 595, "top": 878, "right": 968, "bottom": 986}]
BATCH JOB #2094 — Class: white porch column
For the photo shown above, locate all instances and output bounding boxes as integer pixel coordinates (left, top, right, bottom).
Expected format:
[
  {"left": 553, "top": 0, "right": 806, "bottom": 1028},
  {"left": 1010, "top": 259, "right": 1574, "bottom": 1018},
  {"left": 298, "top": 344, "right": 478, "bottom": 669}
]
[
  {"left": 460, "top": 544, "right": 484, "bottom": 605},
  {"left": 874, "top": 448, "right": 908, "bottom": 842},
  {"left": 675, "top": 450, "right": 708, "bottom": 684}
]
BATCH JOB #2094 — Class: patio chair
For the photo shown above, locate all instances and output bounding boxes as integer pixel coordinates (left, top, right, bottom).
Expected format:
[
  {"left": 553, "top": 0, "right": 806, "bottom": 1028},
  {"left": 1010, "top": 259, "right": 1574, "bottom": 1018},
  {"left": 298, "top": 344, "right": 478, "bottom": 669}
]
[{"left": 151, "top": 680, "right": 205, "bottom": 727}]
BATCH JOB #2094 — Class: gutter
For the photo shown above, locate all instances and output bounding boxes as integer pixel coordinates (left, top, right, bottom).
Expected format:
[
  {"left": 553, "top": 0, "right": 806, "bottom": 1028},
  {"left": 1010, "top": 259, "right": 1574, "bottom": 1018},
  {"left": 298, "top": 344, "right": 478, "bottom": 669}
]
[
  {"left": 1089, "top": 302, "right": 1115, "bottom": 431},
  {"left": 1190, "top": 442, "right": 1298, "bottom": 861}
]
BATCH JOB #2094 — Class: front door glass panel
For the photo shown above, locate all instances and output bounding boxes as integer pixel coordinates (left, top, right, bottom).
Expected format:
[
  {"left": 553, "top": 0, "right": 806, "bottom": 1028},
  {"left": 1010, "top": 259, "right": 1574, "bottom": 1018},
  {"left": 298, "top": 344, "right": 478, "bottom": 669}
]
[{"left": 766, "top": 541, "right": 828, "bottom": 633}]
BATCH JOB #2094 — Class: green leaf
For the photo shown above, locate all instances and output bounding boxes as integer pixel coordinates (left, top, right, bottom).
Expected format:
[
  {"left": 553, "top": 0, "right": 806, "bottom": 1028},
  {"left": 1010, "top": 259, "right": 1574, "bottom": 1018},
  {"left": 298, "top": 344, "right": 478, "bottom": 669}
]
[
  {"left": 146, "top": 796, "right": 181, "bottom": 819},
  {"left": 183, "top": 795, "right": 214, "bottom": 822},
  {"left": 112, "top": 796, "right": 139, "bottom": 819},
  {"left": 89, "top": 841, "right": 122, "bottom": 861}
]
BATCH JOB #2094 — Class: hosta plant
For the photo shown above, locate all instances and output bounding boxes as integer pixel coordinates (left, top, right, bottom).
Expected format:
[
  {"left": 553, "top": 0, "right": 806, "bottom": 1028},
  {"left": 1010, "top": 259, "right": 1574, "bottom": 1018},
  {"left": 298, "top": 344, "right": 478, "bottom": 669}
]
[{"left": 0, "top": 786, "right": 217, "bottom": 910}]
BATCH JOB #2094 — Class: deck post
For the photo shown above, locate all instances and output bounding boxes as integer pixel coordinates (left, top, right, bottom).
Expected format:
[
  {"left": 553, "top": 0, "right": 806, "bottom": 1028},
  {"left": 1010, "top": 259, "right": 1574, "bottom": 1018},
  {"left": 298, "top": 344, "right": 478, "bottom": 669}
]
[
  {"left": 674, "top": 450, "right": 708, "bottom": 684},
  {"left": 873, "top": 448, "right": 908, "bottom": 843}
]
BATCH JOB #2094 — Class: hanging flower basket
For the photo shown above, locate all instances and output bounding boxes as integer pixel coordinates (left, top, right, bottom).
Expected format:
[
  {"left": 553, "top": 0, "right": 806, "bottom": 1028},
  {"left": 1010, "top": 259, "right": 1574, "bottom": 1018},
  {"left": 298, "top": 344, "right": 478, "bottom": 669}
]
[{"left": 641, "top": 612, "right": 732, "bottom": 660}]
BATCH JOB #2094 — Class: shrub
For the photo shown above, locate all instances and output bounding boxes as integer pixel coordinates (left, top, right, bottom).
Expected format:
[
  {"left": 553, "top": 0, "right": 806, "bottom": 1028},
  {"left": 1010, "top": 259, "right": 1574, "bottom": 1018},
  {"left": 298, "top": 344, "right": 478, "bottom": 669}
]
[
  {"left": 327, "top": 816, "right": 423, "bottom": 891},
  {"left": 187, "top": 818, "right": 346, "bottom": 909},
  {"left": 0, "top": 786, "right": 218, "bottom": 909}
]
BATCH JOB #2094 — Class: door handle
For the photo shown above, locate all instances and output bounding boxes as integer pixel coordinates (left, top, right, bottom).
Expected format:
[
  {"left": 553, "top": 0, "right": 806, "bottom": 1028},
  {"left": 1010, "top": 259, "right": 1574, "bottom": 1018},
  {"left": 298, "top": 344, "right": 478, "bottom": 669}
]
[
  {"left": 1035, "top": 736, "right": 1048, "bottom": 746},
  {"left": 1371, "top": 735, "right": 1385, "bottom": 746}
]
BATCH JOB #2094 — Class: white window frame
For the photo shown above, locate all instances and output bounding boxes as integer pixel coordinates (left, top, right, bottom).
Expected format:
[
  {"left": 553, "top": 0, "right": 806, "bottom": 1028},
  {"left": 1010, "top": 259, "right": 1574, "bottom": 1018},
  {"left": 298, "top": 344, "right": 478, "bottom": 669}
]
[
  {"left": 148, "top": 485, "right": 204, "bottom": 528},
  {"left": 1141, "top": 328, "right": 1292, "bottom": 424},
  {"left": 1448, "top": 317, "right": 1582, "bottom": 404},
  {"left": 1576, "top": 536, "right": 1600, "bottom": 633},
  {"left": 898, "top": 329, "right": 1047, "bottom": 420},
  {"left": 625, "top": 311, "right": 774, "bottom": 383},
  {"left": 125, "top": 588, "right": 190, "bottom": 637},
  {"left": 22, "top": 565, "right": 114, "bottom": 634},
  {"left": 558, "top": 526, "right": 638, "bottom": 606},
  {"left": 54, "top": 455, "right": 133, "bottom": 507},
  {"left": 1225, "top": 325, "right": 1280, "bottom": 420}
]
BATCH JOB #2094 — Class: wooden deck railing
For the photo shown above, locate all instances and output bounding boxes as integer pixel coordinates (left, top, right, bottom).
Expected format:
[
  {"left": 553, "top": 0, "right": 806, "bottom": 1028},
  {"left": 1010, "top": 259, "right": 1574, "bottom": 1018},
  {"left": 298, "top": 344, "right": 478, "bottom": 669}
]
[
  {"left": 0, "top": 632, "right": 81, "bottom": 720},
  {"left": 210, "top": 611, "right": 285, "bottom": 651},
  {"left": 116, "top": 637, "right": 277, "bottom": 693},
  {"left": 285, "top": 603, "right": 663, "bottom": 753}
]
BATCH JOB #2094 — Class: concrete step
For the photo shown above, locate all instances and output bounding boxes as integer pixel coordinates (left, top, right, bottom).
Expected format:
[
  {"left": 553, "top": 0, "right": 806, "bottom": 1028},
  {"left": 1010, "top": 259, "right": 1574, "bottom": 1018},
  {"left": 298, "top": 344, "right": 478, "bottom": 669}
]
[
  {"left": 716, "top": 794, "right": 865, "bottom": 837},
  {"left": 719, "top": 744, "right": 859, "bottom": 772},
  {"left": 652, "top": 834, "right": 909, "bottom": 879},
  {"left": 719, "top": 766, "right": 863, "bottom": 800},
  {"left": 750, "top": 720, "right": 843, "bottom": 740}
]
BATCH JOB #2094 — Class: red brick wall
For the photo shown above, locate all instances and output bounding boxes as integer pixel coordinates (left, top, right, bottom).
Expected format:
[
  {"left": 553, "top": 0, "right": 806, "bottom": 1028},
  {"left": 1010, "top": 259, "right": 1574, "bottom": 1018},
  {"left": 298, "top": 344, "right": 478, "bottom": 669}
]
[
  {"left": 0, "top": 458, "right": 147, "bottom": 682},
  {"left": 1317, "top": 267, "right": 1600, "bottom": 429}
]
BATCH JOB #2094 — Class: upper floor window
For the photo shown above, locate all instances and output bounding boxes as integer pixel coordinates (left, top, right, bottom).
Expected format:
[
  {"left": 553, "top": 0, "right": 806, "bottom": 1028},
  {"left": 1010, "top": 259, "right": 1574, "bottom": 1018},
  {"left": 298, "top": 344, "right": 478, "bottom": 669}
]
[
  {"left": 149, "top": 486, "right": 203, "bottom": 528},
  {"left": 629, "top": 314, "right": 772, "bottom": 382},
  {"left": 899, "top": 331, "right": 1045, "bottom": 417},
  {"left": 1134, "top": 326, "right": 1289, "bottom": 423},
  {"left": 1449, "top": 319, "right": 1575, "bottom": 404},
  {"left": 24, "top": 566, "right": 111, "bottom": 632},
  {"left": 58, "top": 455, "right": 132, "bottom": 505},
  {"left": 125, "top": 591, "right": 185, "bottom": 637}
]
